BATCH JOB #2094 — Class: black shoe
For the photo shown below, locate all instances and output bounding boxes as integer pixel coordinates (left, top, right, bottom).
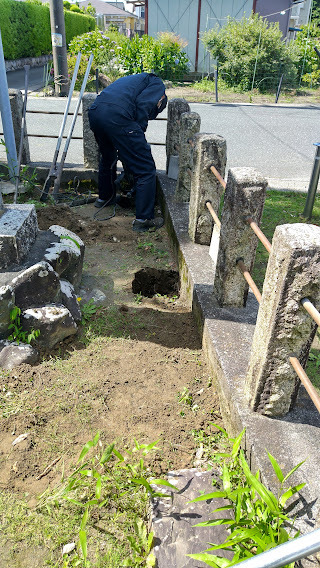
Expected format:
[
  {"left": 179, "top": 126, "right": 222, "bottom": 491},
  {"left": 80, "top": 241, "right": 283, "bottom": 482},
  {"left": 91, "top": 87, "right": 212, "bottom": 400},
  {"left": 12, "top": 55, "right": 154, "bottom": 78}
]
[
  {"left": 132, "top": 217, "right": 164, "bottom": 232},
  {"left": 94, "top": 197, "right": 116, "bottom": 208}
]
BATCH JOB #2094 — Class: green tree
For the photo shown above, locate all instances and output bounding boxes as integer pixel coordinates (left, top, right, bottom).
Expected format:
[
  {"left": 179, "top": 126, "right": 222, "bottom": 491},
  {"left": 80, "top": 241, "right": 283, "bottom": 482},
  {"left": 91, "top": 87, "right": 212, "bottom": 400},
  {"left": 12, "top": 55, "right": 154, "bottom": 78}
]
[
  {"left": 292, "top": 22, "right": 320, "bottom": 86},
  {"left": 85, "top": 2, "right": 96, "bottom": 17},
  {"left": 202, "top": 13, "right": 298, "bottom": 91},
  {"left": 312, "top": 0, "right": 320, "bottom": 24}
]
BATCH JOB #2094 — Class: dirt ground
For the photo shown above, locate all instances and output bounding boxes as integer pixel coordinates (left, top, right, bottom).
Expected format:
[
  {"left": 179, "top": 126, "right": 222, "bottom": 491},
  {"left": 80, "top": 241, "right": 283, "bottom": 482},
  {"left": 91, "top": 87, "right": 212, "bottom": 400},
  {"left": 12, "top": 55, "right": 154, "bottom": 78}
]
[{"left": 0, "top": 200, "right": 222, "bottom": 504}]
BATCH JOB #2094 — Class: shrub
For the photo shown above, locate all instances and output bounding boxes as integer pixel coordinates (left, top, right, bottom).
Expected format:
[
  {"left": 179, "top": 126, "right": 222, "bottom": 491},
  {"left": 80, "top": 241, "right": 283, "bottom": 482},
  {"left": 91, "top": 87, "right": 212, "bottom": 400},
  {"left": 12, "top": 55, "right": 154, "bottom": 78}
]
[
  {"left": 202, "top": 13, "right": 298, "bottom": 91},
  {"left": 68, "top": 28, "right": 125, "bottom": 67},
  {"left": 119, "top": 32, "right": 190, "bottom": 80},
  {"left": 292, "top": 23, "right": 320, "bottom": 87},
  {"left": 0, "top": 0, "right": 95, "bottom": 60}
]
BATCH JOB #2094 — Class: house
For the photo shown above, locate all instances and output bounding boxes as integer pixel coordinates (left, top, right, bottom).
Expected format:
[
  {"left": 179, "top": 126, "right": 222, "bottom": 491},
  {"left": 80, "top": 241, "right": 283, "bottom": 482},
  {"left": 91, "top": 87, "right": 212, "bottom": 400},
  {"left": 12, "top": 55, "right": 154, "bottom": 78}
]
[
  {"left": 79, "top": 0, "right": 139, "bottom": 36},
  {"left": 253, "top": 0, "right": 313, "bottom": 40},
  {"left": 133, "top": 0, "right": 312, "bottom": 72}
]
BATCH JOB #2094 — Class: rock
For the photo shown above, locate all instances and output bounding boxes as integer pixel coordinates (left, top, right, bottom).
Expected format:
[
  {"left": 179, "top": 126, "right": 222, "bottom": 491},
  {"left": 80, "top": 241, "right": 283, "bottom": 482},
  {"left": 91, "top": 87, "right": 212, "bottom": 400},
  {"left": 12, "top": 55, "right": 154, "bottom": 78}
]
[
  {"left": 79, "top": 287, "right": 107, "bottom": 306},
  {"left": 0, "top": 340, "right": 39, "bottom": 369},
  {"left": 0, "top": 204, "right": 38, "bottom": 269},
  {"left": 22, "top": 304, "right": 77, "bottom": 349},
  {"left": 60, "top": 280, "right": 82, "bottom": 323},
  {"left": 11, "top": 261, "right": 60, "bottom": 310},
  {"left": 0, "top": 285, "right": 15, "bottom": 339},
  {"left": 45, "top": 225, "right": 85, "bottom": 291}
]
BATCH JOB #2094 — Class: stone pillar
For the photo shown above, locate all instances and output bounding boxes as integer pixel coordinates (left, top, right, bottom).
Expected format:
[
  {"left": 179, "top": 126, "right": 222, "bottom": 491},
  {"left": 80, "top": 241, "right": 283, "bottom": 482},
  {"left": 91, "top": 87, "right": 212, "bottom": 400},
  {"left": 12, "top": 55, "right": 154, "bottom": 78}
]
[
  {"left": 175, "top": 112, "right": 201, "bottom": 202},
  {"left": 246, "top": 223, "right": 320, "bottom": 417},
  {"left": 213, "top": 167, "right": 267, "bottom": 307},
  {"left": 166, "top": 98, "right": 190, "bottom": 174},
  {"left": 8, "top": 89, "right": 30, "bottom": 165},
  {"left": 188, "top": 133, "right": 226, "bottom": 245},
  {"left": 82, "top": 93, "right": 99, "bottom": 170}
]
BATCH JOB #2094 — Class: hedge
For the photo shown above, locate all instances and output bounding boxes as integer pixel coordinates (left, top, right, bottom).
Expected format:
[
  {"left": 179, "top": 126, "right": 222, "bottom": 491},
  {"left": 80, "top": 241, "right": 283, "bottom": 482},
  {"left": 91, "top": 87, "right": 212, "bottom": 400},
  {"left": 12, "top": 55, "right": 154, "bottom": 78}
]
[{"left": 0, "top": 0, "right": 95, "bottom": 60}]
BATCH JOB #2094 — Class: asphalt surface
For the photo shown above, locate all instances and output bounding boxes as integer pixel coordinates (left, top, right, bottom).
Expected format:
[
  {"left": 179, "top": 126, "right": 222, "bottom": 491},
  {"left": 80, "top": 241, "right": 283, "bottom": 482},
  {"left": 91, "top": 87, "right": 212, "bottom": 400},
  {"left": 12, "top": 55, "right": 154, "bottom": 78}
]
[{"left": 1, "top": 70, "right": 320, "bottom": 191}]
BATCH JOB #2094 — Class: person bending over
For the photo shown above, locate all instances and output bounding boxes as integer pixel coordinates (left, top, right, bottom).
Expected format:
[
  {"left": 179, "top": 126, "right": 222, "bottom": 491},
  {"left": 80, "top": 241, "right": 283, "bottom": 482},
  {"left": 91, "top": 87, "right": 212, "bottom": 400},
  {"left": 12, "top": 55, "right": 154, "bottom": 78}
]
[{"left": 88, "top": 72, "right": 167, "bottom": 232}]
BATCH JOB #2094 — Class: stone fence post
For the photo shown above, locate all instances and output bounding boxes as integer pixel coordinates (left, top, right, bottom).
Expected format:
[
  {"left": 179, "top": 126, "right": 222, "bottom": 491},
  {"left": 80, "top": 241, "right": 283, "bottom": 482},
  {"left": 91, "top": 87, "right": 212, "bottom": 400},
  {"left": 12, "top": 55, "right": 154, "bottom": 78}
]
[
  {"left": 175, "top": 112, "right": 201, "bottom": 202},
  {"left": 213, "top": 167, "right": 267, "bottom": 307},
  {"left": 245, "top": 223, "right": 320, "bottom": 417},
  {"left": 82, "top": 93, "right": 99, "bottom": 170},
  {"left": 166, "top": 98, "right": 190, "bottom": 175},
  {"left": 188, "top": 133, "right": 226, "bottom": 245},
  {"left": 8, "top": 89, "right": 30, "bottom": 165}
]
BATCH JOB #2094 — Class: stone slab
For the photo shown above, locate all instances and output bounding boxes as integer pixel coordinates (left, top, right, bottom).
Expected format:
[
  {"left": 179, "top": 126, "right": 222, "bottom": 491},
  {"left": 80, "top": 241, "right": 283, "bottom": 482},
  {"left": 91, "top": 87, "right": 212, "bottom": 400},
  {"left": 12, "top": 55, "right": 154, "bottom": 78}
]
[
  {"left": 151, "top": 468, "right": 232, "bottom": 568},
  {"left": 0, "top": 204, "right": 38, "bottom": 269},
  {"left": 158, "top": 173, "right": 320, "bottom": 541}
]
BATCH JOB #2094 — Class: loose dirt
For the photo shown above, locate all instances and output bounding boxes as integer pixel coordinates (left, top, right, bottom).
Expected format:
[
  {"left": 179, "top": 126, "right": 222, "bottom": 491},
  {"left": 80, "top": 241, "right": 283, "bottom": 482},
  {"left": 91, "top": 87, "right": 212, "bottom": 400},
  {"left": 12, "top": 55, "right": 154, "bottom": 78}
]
[{"left": 0, "top": 201, "right": 222, "bottom": 503}]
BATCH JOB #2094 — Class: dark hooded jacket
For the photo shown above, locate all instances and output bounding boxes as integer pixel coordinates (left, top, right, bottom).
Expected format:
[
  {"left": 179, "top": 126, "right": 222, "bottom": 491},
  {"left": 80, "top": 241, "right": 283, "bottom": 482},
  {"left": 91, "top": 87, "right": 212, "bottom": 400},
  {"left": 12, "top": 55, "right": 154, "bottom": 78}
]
[{"left": 91, "top": 72, "right": 167, "bottom": 132}]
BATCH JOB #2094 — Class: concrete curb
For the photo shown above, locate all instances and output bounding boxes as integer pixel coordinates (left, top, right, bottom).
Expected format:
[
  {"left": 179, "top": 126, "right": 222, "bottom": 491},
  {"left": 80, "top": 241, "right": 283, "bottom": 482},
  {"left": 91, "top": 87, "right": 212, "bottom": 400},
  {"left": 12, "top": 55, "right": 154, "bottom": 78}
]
[{"left": 158, "top": 172, "right": 320, "bottom": 539}]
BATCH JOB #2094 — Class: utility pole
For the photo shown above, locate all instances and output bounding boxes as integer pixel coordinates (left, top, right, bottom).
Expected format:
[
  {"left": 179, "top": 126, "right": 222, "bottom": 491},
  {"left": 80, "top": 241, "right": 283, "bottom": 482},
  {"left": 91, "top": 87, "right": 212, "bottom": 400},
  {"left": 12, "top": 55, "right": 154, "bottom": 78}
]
[{"left": 49, "top": 0, "right": 69, "bottom": 96}]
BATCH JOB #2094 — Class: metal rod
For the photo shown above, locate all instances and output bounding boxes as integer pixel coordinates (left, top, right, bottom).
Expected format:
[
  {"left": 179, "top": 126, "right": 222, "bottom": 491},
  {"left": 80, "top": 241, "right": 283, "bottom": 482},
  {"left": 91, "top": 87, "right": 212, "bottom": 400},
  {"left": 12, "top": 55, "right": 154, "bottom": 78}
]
[
  {"left": 215, "top": 62, "right": 219, "bottom": 103},
  {"left": 206, "top": 200, "right": 221, "bottom": 229},
  {"left": 14, "top": 64, "right": 29, "bottom": 204},
  {"left": 275, "top": 73, "right": 284, "bottom": 104},
  {"left": 27, "top": 134, "right": 83, "bottom": 140},
  {"left": 232, "top": 527, "right": 320, "bottom": 568},
  {"left": 26, "top": 110, "right": 83, "bottom": 116},
  {"left": 0, "top": 29, "right": 18, "bottom": 182},
  {"left": 289, "top": 356, "right": 320, "bottom": 414},
  {"left": 245, "top": 216, "right": 272, "bottom": 253},
  {"left": 237, "top": 259, "right": 262, "bottom": 304},
  {"left": 303, "top": 143, "right": 320, "bottom": 219},
  {"left": 210, "top": 164, "right": 226, "bottom": 189},
  {"left": 301, "top": 297, "right": 320, "bottom": 326},
  {"left": 95, "top": 67, "right": 99, "bottom": 94}
]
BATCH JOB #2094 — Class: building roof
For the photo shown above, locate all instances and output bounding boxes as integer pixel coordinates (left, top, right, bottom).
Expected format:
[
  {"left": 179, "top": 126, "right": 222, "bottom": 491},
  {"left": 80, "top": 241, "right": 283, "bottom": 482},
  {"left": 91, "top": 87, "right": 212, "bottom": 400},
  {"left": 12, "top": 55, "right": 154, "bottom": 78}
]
[{"left": 79, "top": 0, "right": 137, "bottom": 17}]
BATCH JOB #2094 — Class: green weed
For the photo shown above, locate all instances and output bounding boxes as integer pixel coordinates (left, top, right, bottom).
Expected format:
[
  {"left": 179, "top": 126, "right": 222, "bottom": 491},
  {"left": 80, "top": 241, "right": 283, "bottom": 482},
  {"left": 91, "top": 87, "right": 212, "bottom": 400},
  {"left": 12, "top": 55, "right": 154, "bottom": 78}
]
[
  {"left": 7, "top": 306, "right": 40, "bottom": 345},
  {"left": 37, "top": 434, "right": 176, "bottom": 567},
  {"left": 188, "top": 428, "right": 305, "bottom": 568},
  {"left": 79, "top": 299, "right": 98, "bottom": 325}
]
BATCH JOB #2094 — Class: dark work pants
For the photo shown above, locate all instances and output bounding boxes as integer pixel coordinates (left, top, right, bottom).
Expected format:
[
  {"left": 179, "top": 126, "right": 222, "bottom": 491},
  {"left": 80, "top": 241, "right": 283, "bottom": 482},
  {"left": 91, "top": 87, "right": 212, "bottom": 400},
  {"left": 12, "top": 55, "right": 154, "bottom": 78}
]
[{"left": 88, "top": 103, "right": 156, "bottom": 220}]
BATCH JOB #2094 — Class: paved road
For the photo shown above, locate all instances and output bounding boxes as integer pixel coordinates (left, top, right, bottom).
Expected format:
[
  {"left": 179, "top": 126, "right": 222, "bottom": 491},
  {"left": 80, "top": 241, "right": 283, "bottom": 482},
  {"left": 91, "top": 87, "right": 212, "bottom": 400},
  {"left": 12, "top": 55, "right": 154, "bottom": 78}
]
[
  {"left": 6, "top": 65, "right": 47, "bottom": 92},
  {"left": 1, "top": 92, "right": 319, "bottom": 191}
]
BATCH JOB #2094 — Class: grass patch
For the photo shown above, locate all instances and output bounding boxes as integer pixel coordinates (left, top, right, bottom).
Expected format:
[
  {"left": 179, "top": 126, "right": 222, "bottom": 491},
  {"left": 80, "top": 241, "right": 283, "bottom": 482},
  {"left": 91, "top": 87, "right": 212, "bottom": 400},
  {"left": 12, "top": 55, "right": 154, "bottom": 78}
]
[{"left": 253, "top": 190, "right": 320, "bottom": 289}]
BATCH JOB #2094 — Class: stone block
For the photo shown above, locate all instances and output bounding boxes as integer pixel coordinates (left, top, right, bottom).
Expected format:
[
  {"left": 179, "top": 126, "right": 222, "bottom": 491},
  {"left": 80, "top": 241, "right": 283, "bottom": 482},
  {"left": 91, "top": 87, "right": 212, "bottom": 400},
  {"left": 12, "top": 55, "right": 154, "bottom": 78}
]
[
  {"left": 188, "top": 133, "right": 227, "bottom": 245},
  {"left": 151, "top": 468, "right": 232, "bottom": 567},
  {"left": 246, "top": 223, "right": 320, "bottom": 417},
  {"left": 82, "top": 93, "right": 99, "bottom": 170},
  {"left": 0, "top": 285, "right": 15, "bottom": 339},
  {"left": 0, "top": 340, "right": 39, "bottom": 369},
  {"left": 11, "top": 261, "right": 60, "bottom": 310},
  {"left": 45, "top": 225, "right": 85, "bottom": 291},
  {"left": 0, "top": 204, "right": 38, "bottom": 269},
  {"left": 175, "top": 112, "right": 201, "bottom": 202},
  {"left": 22, "top": 304, "right": 77, "bottom": 349},
  {"left": 166, "top": 98, "right": 190, "bottom": 174},
  {"left": 60, "top": 280, "right": 82, "bottom": 323},
  {"left": 214, "top": 167, "right": 267, "bottom": 307}
]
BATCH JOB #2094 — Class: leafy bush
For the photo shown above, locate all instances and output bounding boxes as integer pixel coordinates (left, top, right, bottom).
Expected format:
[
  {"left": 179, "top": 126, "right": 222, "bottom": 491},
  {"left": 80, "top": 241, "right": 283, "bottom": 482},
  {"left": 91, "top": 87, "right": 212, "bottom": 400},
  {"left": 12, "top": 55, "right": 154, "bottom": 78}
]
[
  {"left": 292, "top": 23, "right": 320, "bottom": 86},
  {"left": 0, "top": 0, "right": 95, "bottom": 60},
  {"left": 119, "top": 32, "right": 190, "bottom": 80},
  {"left": 202, "top": 14, "right": 298, "bottom": 91},
  {"left": 68, "top": 28, "right": 125, "bottom": 67}
]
